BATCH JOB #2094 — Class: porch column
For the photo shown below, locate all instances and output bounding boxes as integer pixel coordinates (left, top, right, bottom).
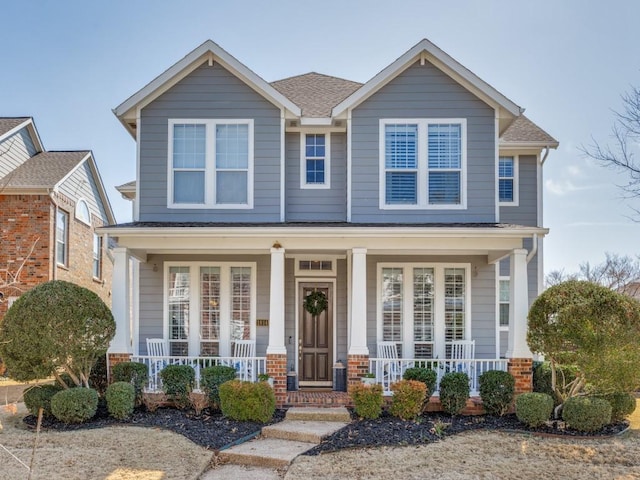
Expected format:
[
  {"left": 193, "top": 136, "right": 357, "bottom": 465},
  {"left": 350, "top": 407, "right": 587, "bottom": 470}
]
[
  {"left": 348, "top": 247, "right": 369, "bottom": 387},
  {"left": 506, "top": 248, "right": 533, "bottom": 394},
  {"left": 108, "top": 247, "right": 132, "bottom": 377},
  {"left": 267, "top": 246, "right": 287, "bottom": 406}
]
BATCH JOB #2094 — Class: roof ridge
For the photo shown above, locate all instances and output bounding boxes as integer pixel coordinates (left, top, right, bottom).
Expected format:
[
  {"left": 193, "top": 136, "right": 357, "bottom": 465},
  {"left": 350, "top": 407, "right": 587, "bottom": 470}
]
[{"left": 271, "top": 71, "right": 363, "bottom": 86}]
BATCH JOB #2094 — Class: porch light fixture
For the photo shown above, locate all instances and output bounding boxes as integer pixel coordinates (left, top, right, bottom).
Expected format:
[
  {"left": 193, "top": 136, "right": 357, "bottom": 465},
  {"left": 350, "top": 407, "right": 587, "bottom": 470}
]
[{"left": 272, "top": 241, "right": 282, "bottom": 249}]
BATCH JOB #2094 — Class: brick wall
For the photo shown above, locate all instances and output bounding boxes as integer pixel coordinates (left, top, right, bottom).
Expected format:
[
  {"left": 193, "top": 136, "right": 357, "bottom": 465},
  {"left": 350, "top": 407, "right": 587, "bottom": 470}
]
[
  {"left": 347, "top": 354, "right": 370, "bottom": 389},
  {"left": 266, "top": 353, "right": 287, "bottom": 407},
  {"left": 508, "top": 358, "right": 533, "bottom": 395}
]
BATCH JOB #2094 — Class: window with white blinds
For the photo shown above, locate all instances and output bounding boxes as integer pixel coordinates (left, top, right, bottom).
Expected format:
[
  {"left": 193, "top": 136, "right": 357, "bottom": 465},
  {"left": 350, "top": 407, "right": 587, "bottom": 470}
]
[{"left": 498, "top": 156, "right": 517, "bottom": 204}]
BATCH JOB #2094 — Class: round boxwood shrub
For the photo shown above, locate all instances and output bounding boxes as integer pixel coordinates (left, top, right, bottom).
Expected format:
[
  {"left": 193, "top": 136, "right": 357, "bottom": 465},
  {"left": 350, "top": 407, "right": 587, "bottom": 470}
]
[
  {"left": 219, "top": 380, "right": 276, "bottom": 423},
  {"left": 390, "top": 379, "right": 427, "bottom": 420},
  {"left": 350, "top": 383, "right": 384, "bottom": 419},
  {"left": 51, "top": 387, "right": 99, "bottom": 424},
  {"left": 515, "top": 392, "right": 554, "bottom": 428},
  {"left": 112, "top": 362, "right": 149, "bottom": 405},
  {"left": 160, "top": 364, "right": 195, "bottom": 409},
  {"left": 201, "top": 365, "right": 237, "bottom": 408},
  {"left": 562, "top": 396, "right": 612, "bottom": 432},
  {"left": 602, "top": 392, "right": 636, "bottom": 422},
  {"left": 106, "top": 382, "right": 136, "bottom": 420},
  {"left": 479, "top": 370, "right": 515, "bottom": 416},
  {"left": 403, "top": 367, "right": 437, "bottom": 403},
  {"left": 439, "top": 372, "right": 470, "bottom": 416},
  {"left": 23, "top": 384, "right": 62, "bottom": 417}
]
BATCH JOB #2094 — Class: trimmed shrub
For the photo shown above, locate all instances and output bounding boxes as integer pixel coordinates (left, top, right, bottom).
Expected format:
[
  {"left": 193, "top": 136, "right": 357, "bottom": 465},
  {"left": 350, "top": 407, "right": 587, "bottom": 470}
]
[
  {"left": 403, "top": 367, "right": 437, "bottom": 403},
  {"left": 112, "top": 362, "right": 149, "bottom": 405},
  {"left": 106, "top": 382, "right": 136, "bottom": 420},
  {"left": 89, "top": 353, "right": 109, "bottom": 396},
  {"left": 160, "top": 365, "right": 195, "bottom": 409},
  {"left": 602, "top": 392, "right": 636, "bottom": 422},
  {"left": 51, "top": 387, "right": 99, "bottom": 424},
  {"left": 23, "top": 384, "right": 62, "bottom": 417},
  {"left": 515, "top": 392, "right": 554, "bottom": 427},
  {"left": 479, "top": 370, "right": 515, "bottom": 416},
  {"left": 201, "top": 365, "right": 237, "bottom": 407},
  {"left": 563, "top": 396, "right": 612, "bottom": 432},
  {"left": 390, "top": 380, "right": 427, "bottom": 420},
  {"left": 533, "top": 361, "right": 579, "bottom": 405},
  {"left": 219, "top": 380, "right": 276, "bottom": 423},
  {"left": 350, "top": 383, "right": 384, "bottom": 419},
  {"left": 439, "top": 372, "right": 470, "bottom": 416},
  {"left": 55, "top": 373, "right": 78, "bottom": 389}
]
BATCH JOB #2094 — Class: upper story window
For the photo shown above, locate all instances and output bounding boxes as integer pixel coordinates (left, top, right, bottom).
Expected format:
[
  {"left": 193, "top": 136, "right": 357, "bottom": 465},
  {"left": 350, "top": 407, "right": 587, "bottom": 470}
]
[
  {"left": 380, "top": 119, "right": 466, "bottom": 209},
  {"left": 93, "top": 234, "right": 102, "bottom": 279},
  {"left": 168, "top": 119, "right": 254, "bottom": 209},
  {"left": 56, "top": 209, "right": 68, "bottom": 267},
  {"left": 75, "top": 199, "right": 91, "bottom": 225},
  {"left": 498, "top": 156, "right": 518, "bottom": 205},
  {"left": 300, "top": 133, "right": 330, "bottom": 189}
]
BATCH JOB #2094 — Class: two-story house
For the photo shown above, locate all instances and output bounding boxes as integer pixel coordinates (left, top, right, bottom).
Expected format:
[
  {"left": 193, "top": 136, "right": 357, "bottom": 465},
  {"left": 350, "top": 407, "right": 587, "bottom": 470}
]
[
  {"left": 104, "top": 39, "right": 557, "bottom": 407},
  {"left": 0, "top": 117, "right": 115, "bottom": 323}
]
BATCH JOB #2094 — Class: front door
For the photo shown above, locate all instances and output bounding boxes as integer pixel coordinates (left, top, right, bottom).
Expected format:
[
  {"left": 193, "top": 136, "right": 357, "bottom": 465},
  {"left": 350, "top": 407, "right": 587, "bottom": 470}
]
[{"left": 298, "top": 283, "right": 333, "bottom": 387}]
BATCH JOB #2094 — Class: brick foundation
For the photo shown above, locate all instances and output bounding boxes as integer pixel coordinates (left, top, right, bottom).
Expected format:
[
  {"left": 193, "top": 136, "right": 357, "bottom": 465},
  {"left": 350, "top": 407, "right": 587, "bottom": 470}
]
[
  {"left": 347, "top": 354, "right": 369, "bottom": 389},
  {"left": 266, "top": 353, "right": 287, "bottom": 407},
  {"left": 107, "top": 353, "right": 132, "bottom": 382},
  {"left": 508, "top": 358, "right": 533, "bottom": 395}
]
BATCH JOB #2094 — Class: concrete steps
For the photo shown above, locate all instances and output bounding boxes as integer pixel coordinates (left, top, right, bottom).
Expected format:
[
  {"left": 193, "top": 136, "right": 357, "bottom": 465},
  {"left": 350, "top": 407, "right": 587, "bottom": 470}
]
[
  {"left": 285, "top": 406, "right": 351, "bottom": 422},
  {"left": 262, "top": 419, "right": 349, "bottom": 443},
  {"left": 218, "top": 437, "right": 314, "bottom": 469}
]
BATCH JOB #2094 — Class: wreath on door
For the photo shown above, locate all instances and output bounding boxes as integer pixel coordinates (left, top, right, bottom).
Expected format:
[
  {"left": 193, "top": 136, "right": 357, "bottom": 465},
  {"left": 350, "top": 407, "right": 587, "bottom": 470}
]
[{"left": 304, "top": 290, "right": 328, "bottom": 316}]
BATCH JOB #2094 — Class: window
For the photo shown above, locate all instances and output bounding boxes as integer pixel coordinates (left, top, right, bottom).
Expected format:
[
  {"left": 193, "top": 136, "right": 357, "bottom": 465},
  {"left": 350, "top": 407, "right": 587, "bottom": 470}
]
[
  {"left": 56, "top": 209, "right": 68, "bottom": 266},
  {"left": 75, "top": 199, "right": 91, "bottom": 225},
  {"left": 300, "top": 133, "right": 330, "bottom": 188},
  {"left": 499, "top": 279, "right": 510, "bottom": 327},
  {"left": 168, "top": 119, "right": 253, "bottom": 208},
  {"left": 498, "top": 156, "right": 517, "bottom": 204},
  {"left": 92, "top": 234, "right": 102, "bottom": 279},
  {"left": 166, "top": 262, "right": 255, "bottom": 356},
  {"left": 380, "top": 119, "right": 466, "bottom": 209},
  {"left": 378, "top": 264, "right": 470, "bottom": 359}
]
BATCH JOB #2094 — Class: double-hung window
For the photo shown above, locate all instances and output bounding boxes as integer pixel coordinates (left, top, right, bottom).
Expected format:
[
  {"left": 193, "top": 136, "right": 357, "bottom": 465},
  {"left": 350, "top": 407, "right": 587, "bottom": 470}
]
[
  {"left": 301, "top": 133, "right": 330, "bottom": 188},
  {"left": 380, "top": 119, "right": 466, "bottom": 209},
  {"left": 169, "top": 119, "right": 253, "bottom": 208},
  {"left": 498, "top": 156, "right": 517, "bottom": 204},
  {"left": 56, "top": 209, "right": 68, "bottom": 266},
  {"left": 92, "top": 234, "right": 102, "bottom": 279}
]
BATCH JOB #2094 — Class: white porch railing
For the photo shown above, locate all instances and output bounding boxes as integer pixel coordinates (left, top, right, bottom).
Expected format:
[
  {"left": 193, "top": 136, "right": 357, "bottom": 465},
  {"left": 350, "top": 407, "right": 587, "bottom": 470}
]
[
  {"left": 131, "top": 355, "right": 267, "bottom": 392},
  {"left": 368, "top": 358, "right": 508, "bottom": 395}
]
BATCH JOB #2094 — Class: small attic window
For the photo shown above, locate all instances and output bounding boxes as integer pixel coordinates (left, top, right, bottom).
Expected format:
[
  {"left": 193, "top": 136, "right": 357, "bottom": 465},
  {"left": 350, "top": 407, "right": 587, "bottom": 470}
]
[{"left": 75, "top": 199, "right": 91, "bottom": 226}]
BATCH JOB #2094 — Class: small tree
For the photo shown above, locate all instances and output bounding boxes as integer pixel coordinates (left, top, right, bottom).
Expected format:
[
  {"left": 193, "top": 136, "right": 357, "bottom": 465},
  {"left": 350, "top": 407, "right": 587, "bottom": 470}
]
[
  {"left": 528, "top": 280, "right": 640, "bottom": 414},
  {"left": 0, "top": 280, "right": 115, "bottom": 388}
]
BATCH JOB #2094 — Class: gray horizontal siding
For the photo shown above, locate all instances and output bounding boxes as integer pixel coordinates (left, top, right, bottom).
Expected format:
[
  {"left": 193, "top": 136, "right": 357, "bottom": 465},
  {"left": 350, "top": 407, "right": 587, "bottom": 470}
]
[
  {"left": 285, "top": 133, "right": 347, "bottom": 221},
  {"left": 0, "top": 127, "right": 37, "bottom": 179},
  {"left": 351, "top": 60, "right": 496, "bottom": 223},
  {"left": 139, "top": 62, "right": 281, "bottom": 222},
  {"left": 59, "top": 161, "right": 109, "bottom": 225},
  {"left": 500, "top": 155, "right": 538, "bottom": 226}
]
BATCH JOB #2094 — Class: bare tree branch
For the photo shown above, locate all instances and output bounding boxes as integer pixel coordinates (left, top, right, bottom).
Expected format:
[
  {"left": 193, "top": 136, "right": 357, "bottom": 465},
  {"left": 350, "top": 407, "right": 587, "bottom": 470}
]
[{"left": 0, "top": 238, "right": 39, "bottom": 301}]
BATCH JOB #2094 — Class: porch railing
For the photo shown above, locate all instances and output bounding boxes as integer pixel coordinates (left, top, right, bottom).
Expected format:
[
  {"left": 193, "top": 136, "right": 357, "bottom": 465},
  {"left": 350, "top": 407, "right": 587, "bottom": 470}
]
[
  {"left": 368, "top": 358, "right": 508, "bottom": 395},
  {"left": 130, "top": 355, "right": 267, "bottom": 392}
]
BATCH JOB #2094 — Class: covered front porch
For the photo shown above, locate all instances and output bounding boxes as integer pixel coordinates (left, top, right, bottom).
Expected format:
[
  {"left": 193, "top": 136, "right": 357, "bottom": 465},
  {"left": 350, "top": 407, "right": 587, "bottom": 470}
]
[{"left": 104, "top": 223, "right": 543, "bottom": 405}]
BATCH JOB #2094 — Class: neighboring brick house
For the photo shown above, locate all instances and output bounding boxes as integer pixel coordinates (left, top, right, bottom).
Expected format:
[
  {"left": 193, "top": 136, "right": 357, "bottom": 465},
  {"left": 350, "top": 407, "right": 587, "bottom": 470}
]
[{"left": 0, "top": 117, "right": 115, "bottom": 320}]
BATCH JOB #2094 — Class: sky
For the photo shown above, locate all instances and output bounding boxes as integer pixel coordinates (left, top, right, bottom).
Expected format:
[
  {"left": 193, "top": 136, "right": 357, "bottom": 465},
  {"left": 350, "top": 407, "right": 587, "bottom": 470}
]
[{"left": 1, "top": 0, "right": 639, "bottom": 276}]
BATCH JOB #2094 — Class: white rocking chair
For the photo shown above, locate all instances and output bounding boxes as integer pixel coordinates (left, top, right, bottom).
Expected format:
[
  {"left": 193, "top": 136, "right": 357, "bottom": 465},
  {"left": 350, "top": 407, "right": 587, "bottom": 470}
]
[
  {"left": 146, "top": 338, "right": 168, "bottom": 390},
  {"left": 233, "top": 340, "right": 256, "bottom": 382},
  {"left": 377, "top": 341, "right": 402, "bottom": 390},
  {"left": 449, "top": 339, "right": 475, "bottom": 382}
]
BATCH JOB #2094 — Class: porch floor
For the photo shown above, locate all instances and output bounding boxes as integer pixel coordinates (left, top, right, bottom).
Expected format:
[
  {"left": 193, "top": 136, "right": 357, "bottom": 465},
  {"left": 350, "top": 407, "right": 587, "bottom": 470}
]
[{"left": 285, "top": 390, "right": 351, "bottom": 408}]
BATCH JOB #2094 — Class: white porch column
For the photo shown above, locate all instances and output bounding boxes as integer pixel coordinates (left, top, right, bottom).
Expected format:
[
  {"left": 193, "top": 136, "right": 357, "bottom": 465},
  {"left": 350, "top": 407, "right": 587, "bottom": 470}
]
[
  {"left": 506, "top": 248, "right": 533, "bottom": 359},
  {"left": 109, "top": 247, "right": 132, "bottom": 354},
  {"left": 349, "top": 248, "right": 369, "bottom": 355},
  {"left": 267, "top": 247, "right": 286, "bottom": 355}
]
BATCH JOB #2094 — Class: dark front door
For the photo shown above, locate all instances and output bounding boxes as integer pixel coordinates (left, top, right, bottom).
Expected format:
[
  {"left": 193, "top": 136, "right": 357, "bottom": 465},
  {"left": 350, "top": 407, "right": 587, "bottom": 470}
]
[{"left": 299, "top": 283, "right": 333, "bottom": 387}]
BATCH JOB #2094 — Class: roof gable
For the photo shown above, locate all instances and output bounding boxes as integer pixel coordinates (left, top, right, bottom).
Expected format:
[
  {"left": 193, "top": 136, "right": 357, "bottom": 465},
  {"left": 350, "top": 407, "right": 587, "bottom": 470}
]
[
  {"left": 0, "top": 117, "right": 44, "bottom": 152},
  {"left": 500, "top": 115, "right": 558, "bottom": 148}
]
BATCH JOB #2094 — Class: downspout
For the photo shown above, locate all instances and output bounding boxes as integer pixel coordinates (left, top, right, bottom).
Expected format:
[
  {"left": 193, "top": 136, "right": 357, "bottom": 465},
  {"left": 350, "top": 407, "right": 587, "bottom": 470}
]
[
  {"left": 49, "top": 189, "right": 57, "bottom": 280},
  {"left": 526, "top": 233, "right": 538, "bottom": 264},
  {"left": 540, "top": 146, "right": 551, "bottom": 166}
]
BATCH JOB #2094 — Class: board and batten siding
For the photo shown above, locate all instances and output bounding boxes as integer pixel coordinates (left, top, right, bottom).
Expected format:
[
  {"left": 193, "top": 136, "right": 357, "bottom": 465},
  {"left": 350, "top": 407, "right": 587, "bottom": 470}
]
[
  {"left": 0, "top": 127, "right": 38, "bottom": 179},
  {"left": 138, "top": 62, "right": 282, "bottom": 222},
  {"left": 285, "top": 132, "right": 347, "bottom": 221},
  {"left": 351, "top": 60, "right": 496, "bottom": 223},
  {"left": 499, "top": 154, "right": 538, "bottom": 226},
  {"left": 59, "top": 160, "right": 110, "bottom": 225}
]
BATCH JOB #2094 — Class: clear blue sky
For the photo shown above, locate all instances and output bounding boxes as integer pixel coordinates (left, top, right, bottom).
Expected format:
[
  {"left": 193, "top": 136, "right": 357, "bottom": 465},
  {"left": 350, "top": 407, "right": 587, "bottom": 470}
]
[{"left": 2, "top": 0, "right": 638, "bottom": 275}]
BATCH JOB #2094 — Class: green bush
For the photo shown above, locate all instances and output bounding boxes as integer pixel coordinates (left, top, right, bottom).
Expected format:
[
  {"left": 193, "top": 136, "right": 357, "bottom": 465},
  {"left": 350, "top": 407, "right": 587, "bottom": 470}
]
[
  {"left": 201, "top": 365, "right": 237, "bottom": 407},
  {"left": 23, "top": 384, "right": 62, "bottom": 417},
  {"left": 533, "top": 361, "right": 579, "bottom": 405},
  {"left": 563, "top": 396, "right": 612, "bottom": 432},
  {"left": 51, "top": 387, "right": 99, "bottom": 424},
  {"left": 89, "top": 354, "right": 109, "bottom": 396},
  {"left": 219, "top": 380, "right": 276, "bottom": 423},
  {"left": 390, "top": 380, "right": 426, "bottom": 420},
  {"left": 479, "top": 370, "right": 515, "bottom": 416},
  {"left": 439, "top": 372, "right": 470, "bottom": 416},
  {"left": 160, "top": 365, "right": 195, "bottom": 410},
  {"left": 602, "top": 392, "right": 636, "bottom": 422},
  {"left": 55, "top": 373, "right": 78, "bottom": 389},
  {"left": 515, "top": 392, "right": 554, "bottom": 427},
  {"left": 112, "top": 362, "right": 149, "bottom": 405},
  {"left": 106, "top": 382, "right": 136, "bottom": 420},
  {"left": 350, "top": 383, "right": 384, "bottom": 419},
  {"left": 403, "top": 367, "right": 437, "bottom": 403}
]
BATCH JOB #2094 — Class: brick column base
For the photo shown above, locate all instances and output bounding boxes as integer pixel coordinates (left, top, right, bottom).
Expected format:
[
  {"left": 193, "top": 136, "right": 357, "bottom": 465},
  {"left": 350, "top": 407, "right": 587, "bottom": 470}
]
[
  {"left": 267, "top": 353, "right": 287, "bottom": 407},
  {"left": 107, "top": 353, "right": 132, "bottom": 382},
  {"left": 508, "top": 358, "right": 533, "bottom": 395},
  {"left": 347, "top": 354, "right": 369, "bottom": 390}
]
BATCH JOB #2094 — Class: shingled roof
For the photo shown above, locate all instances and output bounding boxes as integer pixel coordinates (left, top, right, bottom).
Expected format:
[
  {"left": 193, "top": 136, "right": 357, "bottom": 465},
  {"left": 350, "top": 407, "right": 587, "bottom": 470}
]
[
  {"left": 271, "top": 72, "right": 363, "bottom": 117},
  {"left": 0, "top": 117, "right": 29, "bottom": 137},
  {"left": 0, "top": 151, "right": 89, "bottom": 190},
  {"left": 501, "top": 115, "right": 558, "bottom": 146}
]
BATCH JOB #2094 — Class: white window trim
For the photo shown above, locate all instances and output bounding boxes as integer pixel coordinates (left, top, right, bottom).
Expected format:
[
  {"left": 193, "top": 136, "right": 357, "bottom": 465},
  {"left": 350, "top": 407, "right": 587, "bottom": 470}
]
[
  {"left": 92, "top": 233, "right": 102, "bottom": 280},
  {"left": 292, "top": 254, "right": 340, "bottom": 277},
  {"left": 167, "top": 119, "right": 254, "bottom": 210},
  {"left": 376, "top": 263, "right": 471, "bottom": 359},
  {"left": 379, "top": 118, "right": 467, "bottom": 210},
  {"left": 495, "top": 264, "right": 510, "bottom": 358},
  {"left": 56, "top": 208, "right": 69, "bottom": 267},
  {"left": 498, "top": 154, "right": 519, "bottom": 206},
  {"left": 75, "top": 198, "right": 92, "bottom": 226},
  {"left": 163, "top": 261, "right": 257, "bottom": 357},
  {"left": 300, "top": 131, "right": 331, "bottom": 189}
]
